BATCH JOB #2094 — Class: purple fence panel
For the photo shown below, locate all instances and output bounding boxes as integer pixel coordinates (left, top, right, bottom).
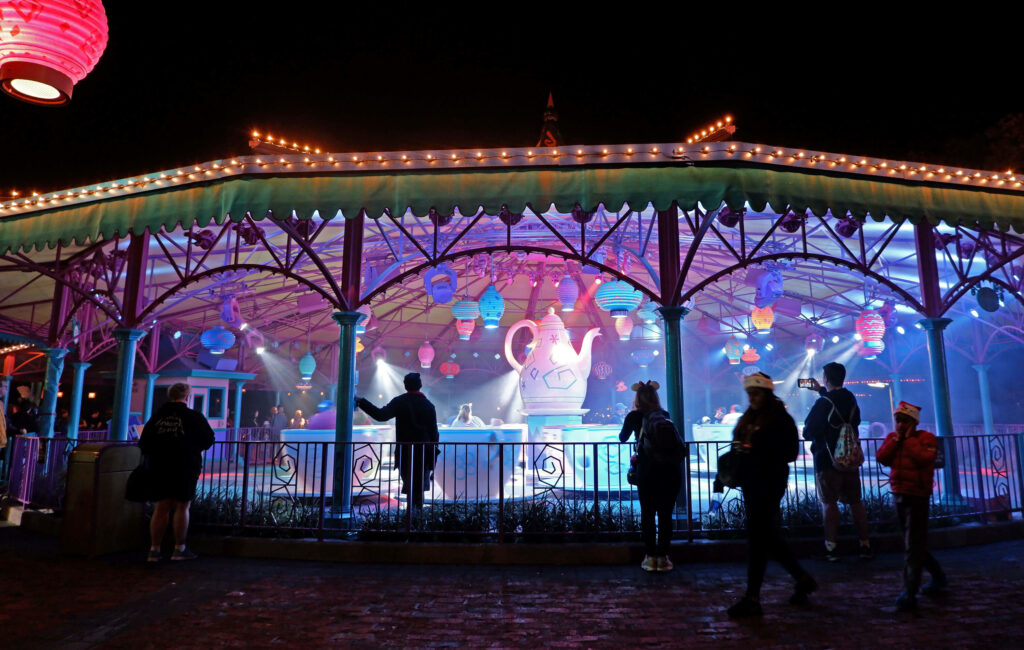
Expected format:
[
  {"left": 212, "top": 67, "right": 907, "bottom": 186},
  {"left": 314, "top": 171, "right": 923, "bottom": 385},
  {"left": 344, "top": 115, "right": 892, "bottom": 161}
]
[{"left": 7, "top": 436, "right": 40, "bottom": 504}]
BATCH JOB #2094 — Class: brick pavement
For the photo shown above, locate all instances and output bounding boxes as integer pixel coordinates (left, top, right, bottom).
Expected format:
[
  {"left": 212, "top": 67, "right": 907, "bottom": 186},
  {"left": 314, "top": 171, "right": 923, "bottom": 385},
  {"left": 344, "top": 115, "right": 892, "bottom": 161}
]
[{"left": 1, "top": 524, "right": 1022, "bottom": 649}]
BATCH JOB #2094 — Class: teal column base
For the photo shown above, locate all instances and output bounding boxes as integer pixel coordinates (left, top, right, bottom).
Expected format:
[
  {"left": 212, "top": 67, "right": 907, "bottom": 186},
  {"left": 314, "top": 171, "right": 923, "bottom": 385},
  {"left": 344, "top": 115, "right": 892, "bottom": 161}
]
[
  {"left": 38, "top": 348, "right": 68, "bottom": 438},
  {"left": 973, "top": 364, "right": 994, "bottom": 436},
  {"left": 66, "top": 361, "right": 91, "bottom": 440},
  {"left": 332, "top": 312, "right": 361, "bottom": 515},
  {"left": 143, "top": 373, "right": 159, "bottom": 423},
  {"left": 917, "top": 317, "right": 961, "bottom": 500},
  {"left": 111, "top": 328, "right": 146, "bottom": 442}
]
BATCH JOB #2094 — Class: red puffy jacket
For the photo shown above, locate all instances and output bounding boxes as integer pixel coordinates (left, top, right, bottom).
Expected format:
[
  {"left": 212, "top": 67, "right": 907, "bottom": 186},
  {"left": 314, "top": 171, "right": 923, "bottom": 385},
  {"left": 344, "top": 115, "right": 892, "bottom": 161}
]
[{"left": 875, "top": 429, "right": 937, "bottom": 497}]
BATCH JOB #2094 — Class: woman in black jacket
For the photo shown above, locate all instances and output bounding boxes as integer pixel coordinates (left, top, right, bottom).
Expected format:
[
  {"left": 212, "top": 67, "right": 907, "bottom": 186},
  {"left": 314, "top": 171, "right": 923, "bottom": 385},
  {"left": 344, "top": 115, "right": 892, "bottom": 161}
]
[
  {"left": 727, "top": 372, "right": 817, "bottom": 617},
  {"left": 619, "top": 380, "right": 682, "bottom": 572}
]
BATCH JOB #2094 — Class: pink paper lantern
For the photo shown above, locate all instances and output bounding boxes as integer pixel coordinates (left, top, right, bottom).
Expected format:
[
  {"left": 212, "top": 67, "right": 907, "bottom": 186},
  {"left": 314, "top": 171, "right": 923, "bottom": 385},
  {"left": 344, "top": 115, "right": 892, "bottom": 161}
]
[
  {"left": 455, "top": 319, "right": 475, "bottom": 341},
  {"left": 855, "top": 310, "right": 886, "bottom": 343},
  {"left": 0, "top": 1, "right": 109, "bottom": 105},
  {"left": 418, "top": 341, "right": 435, "bottom": 368},
  {"left": 592, "top": 361, "right": 613, "bottom": 380}
]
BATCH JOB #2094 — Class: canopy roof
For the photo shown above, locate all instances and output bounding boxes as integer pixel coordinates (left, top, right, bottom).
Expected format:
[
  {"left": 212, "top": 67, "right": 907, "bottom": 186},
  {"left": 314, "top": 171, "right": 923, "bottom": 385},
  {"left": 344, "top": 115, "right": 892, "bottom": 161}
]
[{"left": 3, "top": 141, "right": 1024, "bottom": 255}]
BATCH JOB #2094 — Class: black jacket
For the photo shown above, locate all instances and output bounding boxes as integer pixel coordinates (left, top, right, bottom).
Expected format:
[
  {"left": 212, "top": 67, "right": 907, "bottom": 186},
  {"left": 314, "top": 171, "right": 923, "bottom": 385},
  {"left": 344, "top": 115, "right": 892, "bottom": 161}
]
[
  {"left": 803, "top": 387, "right": 860, "bottom": 473},
  {"left": 139, "top": 401, "right": 216, "bottom": 474},
  {"left": 733, "top": 399, "right": 799, "bottom": 490},
  {"left": 357, "top": 391, "right": 439, "bottom": 444}
]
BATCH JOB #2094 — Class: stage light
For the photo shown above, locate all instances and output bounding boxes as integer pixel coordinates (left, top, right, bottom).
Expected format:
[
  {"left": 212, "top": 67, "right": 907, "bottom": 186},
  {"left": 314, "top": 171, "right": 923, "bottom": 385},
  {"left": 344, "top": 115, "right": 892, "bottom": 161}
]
[
  {"left": 240, "top": 323, "right": 248, "bottom": 330},
  {"left": 765, "top": 343, "right": 774, "bottom": 351},
  {"left": 173, "top": 330, "right": 182, "bottom": 339},
  {"left": 831, "top": 335, "right": 840, "bottom": 343},
  {"left": 256, "top": 346, "right": 266, "bottom": 355},
  {"left": 896, "top": 325, "right": 906, "bottom": 335},
  {"left": 970, "top": 308, "right": 980, "bottom": 318}
]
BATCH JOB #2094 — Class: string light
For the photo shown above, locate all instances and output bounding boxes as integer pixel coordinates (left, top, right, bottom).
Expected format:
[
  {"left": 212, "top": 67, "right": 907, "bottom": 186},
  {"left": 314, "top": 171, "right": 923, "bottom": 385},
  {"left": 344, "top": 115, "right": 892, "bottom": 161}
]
[
  {"left": 686, "top": 115, "right": 735, "bottom": 144},
  {"left": 4, "top": 138, "right": 1023, "bottom": 213},
  {"left": 0, "top": 343, "right": 31, "bottom": 355}
]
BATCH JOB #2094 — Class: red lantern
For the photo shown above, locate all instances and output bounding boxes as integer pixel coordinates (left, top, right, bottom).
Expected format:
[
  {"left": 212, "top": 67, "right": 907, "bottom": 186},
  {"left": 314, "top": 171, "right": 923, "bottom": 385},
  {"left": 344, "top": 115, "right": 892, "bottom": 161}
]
[
  {"left": 439, "top": 361, "right": 460, "bottom": 379},
  {"left": 856, "top": 310, "right": 886, "bottom": 343},
  {"left": 455, "top": 319, "right": 475, "bottom": 341},
  {"left": 0, "top": 1, "right": 109, "bottom": 106}
]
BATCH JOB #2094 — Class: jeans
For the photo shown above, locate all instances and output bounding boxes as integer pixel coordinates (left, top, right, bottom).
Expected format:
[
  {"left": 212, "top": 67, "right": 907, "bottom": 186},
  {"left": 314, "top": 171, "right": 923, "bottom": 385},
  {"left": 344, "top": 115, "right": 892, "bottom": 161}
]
[
  {"left": 895, "top": 493, "right": 944, "bottom": 594},
  {"left": 636, "top": 462, "right": 683, "bottom": 555}
]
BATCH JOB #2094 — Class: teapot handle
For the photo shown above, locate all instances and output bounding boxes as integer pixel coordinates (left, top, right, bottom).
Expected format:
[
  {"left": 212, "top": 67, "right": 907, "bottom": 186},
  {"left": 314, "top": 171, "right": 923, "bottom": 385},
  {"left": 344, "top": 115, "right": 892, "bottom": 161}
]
[{"left": 503, "top": 319, "right": 539, "bottom": 375}]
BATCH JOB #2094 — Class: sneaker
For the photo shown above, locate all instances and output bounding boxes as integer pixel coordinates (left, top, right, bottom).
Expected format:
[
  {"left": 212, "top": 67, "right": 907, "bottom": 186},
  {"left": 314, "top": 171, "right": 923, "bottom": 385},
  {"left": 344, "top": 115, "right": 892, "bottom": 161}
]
[
  {"left": 895, "top": 591, "right": 917, "bottom": 611},
  {"left": 825, "top": 547, "right": 841, "bottom": 562},
  {"left": 656, "top": 556, "right": 674, "bottom": 572},
  {"left": 921, "top": 574, "right": 948, "bottom": 596},
  {"left": 727, "top": 597, "right": 763, "bottom": 618},
  {"left": 641, "top": 555, "right": 657, "bottom": 572},
  {"left": 789, "top": 575, "right": 818, "bottom": 605},
  {"left": 147, "top": 549, "right": 162, "bottom": 563},
  {"left": 171, "top": 548, "right": 199, "bottom": 561},
  {"left": 858, "top": 544, "right": 875, "bottom": 560}
]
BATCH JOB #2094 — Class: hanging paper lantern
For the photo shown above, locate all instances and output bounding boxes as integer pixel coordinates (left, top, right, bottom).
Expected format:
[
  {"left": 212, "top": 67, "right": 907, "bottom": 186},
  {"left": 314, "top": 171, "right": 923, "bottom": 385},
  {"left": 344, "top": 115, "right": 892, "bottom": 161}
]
[
  {"left": 751, "top": 306, "right": 774, "bottom": 332},
  {"left": 724, "top": 336, "right": 743, "bottom": 364},
  {"left": 857, "top": 337, "right": 885, "bottom": 359},
  {"left": 557, "top": 275, "right": 579, "bottom": 312},
  {"left": 741, "top": 347, "right": 760, "bottom": 364},
  {"left": 200, "top": 326, "right": 235, "bottom": 355},
  {"left": 0, "top": 1, "right": 109, "bottom": 106},
  {"left": 741, "top": 365, "right": 762, "bottom": 377},
  {"left": 855, "top": 310, "right": 886, "bottom": 347},
  {"left": 593, "top": 361, "right": 613, "bottom": 380},
  {"left": 805, "top": 332, "right": 825, "bottom": 353},
  {"left": 220, "top": 297, "right": 243, "bottom": 327},
  {"left": 451, "top": 298, "right": 480, "bottom": 321},
  {"left": 355, "top": 337, "right": 364, "bottom": 354},
  {"left": 355, "top": 303, "right": 373, "bottom": 335},
  {"left": 630, "top": 349, "right": 656, "bottom": 368},
  {"left": 594, "top": 281, "right": 643, "bottom": 318},
  {"left": 455, "top": 319, "right": 475, "bottom": 341},
  {"left": 418, "top": 341, "right": 435, "bottom": 368},
  {"left": 439, "top": 361, "right": 460, "bottom": 379},
  {"left": 295, "top": 382, "right": 313, "bottom": 391},
  {"left": 615, "top": 316, "right": 634, "bottom": 341},
  {"left": 298, "top": 352, "right": 317, "bottom": 380},
  {"left": 423, "top": 263, "right": 458, "bottom": 303},
  {"left": 835, "top": 215, "right": 861, "bottom": 238},
  {"left": 637, "top": 301, "right": 659, "bottom": 324},
  {"left": 479, "top": 285, "right": 505, "bottom": 329}
]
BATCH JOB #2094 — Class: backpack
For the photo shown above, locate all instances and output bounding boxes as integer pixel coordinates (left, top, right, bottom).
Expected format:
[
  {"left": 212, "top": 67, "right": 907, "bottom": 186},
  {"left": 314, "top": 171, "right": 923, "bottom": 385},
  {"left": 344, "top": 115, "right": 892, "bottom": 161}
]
[
  {"left": 640, "top": 410, "right": 687, "bottom": 464},
  {"left": 823, "top": 397, "right": 864, "bottom": 471}
]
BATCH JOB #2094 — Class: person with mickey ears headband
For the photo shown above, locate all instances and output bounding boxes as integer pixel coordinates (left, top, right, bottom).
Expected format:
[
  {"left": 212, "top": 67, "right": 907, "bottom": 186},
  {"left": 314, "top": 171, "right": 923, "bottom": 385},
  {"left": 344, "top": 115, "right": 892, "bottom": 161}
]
[
  {"left": 727, "top": 372, "right": 818, "bottom": 618},
  {"left": 618, "top": 380, "right": 683, "bottom": 572},
  {"left": 876, "top": 400, "right": 947, "bottom": 611}
]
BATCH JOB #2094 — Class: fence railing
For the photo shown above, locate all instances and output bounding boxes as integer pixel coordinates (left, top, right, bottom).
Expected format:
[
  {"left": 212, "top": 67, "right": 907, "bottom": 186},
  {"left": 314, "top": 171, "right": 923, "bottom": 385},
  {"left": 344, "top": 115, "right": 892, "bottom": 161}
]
[{"left": 5, "top": 433, "right": 1023, "bottom": 541}]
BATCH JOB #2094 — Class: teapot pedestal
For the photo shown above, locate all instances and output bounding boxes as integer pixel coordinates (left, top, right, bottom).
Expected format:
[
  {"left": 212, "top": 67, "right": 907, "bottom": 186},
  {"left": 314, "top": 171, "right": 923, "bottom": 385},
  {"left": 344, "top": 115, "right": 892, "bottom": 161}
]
[{"left": 523, "top": 409, "right": 588, "bottom": 471}]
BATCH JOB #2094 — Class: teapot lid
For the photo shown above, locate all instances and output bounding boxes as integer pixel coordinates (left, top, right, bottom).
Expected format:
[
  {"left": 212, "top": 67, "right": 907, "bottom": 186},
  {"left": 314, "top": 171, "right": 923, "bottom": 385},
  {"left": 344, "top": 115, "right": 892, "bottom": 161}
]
[{"left": 540, "top": 307, "right": 564, "bottom": 328}]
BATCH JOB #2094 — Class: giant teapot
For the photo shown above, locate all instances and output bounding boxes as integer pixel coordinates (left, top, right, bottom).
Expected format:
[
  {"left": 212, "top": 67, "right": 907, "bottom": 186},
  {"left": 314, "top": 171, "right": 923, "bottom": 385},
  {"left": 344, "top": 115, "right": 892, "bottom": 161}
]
[{"left": 503, "top": 308, "right": 601, "bottom": 412}]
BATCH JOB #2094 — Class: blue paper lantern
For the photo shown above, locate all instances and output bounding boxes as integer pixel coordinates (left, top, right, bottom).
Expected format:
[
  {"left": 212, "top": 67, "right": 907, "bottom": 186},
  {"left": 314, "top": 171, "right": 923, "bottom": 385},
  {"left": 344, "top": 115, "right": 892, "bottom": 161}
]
[
  {"left": 451, "top": 298, "right": 480, "bottom": 321},
  {"left": 479, "top": 285, "right": 504, "bottom": 329},
  {"left": 298, "top": 352, "right": 317, "bottom": 380},
  {"left": 556, "top": 275, "right": 579, "bottom": 312},
  {"left": 630, "top": 348, "right": 656, "bottom": 368},
  {"left": 594, "top": 281, "right": 643, "bottom": 318},
  {"left": 200, "top": 326, "right": 235, "bottom": 355}
]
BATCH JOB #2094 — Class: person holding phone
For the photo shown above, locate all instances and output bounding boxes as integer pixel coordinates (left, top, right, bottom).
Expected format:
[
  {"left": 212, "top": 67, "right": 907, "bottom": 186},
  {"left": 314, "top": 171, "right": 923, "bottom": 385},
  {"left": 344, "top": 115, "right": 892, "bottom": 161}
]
[{"left": 802, "top": 362, "right": 873, "bottom": 561}]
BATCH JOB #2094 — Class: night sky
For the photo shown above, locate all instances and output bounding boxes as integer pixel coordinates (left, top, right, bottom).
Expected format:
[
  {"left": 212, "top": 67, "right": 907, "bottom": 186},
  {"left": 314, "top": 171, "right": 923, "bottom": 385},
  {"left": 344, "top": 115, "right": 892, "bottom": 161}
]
[{"left": 0, "top": 7, "right": 1019, "bottom": 196}]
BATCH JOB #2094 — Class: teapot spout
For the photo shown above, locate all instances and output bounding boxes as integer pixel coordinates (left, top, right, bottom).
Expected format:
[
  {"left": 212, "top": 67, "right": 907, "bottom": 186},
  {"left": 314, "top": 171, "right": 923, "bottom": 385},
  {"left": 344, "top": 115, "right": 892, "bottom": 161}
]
[{"left": 576, "top": 327, "right": 602, "bottom": 376}]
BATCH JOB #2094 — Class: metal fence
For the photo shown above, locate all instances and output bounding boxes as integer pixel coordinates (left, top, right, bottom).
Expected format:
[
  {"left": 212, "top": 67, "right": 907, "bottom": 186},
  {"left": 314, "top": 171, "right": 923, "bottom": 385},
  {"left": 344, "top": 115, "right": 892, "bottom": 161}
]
[{"left": 5, "top": 433, "right": 1023, "bottom": 541}]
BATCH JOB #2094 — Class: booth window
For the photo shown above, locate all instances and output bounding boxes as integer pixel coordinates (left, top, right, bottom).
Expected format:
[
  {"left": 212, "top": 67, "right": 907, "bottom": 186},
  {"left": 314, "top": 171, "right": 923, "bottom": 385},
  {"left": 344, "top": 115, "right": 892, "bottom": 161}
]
[{"left": 208, "top": 388, "right": 225, "bottom": 418}]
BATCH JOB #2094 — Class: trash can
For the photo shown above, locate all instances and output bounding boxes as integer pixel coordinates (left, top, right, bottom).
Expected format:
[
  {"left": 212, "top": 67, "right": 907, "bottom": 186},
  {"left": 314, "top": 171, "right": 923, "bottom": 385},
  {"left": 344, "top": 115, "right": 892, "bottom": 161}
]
[{"left": 61, "top": 443, "right": 147, "bottom": 556}]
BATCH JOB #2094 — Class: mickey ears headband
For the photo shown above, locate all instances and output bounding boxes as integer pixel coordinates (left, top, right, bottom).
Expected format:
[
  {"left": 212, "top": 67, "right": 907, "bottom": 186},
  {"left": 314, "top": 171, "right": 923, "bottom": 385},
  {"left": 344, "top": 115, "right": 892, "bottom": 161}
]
[{"left": 631, "top": 380, "right": 661, "bottom": 391}]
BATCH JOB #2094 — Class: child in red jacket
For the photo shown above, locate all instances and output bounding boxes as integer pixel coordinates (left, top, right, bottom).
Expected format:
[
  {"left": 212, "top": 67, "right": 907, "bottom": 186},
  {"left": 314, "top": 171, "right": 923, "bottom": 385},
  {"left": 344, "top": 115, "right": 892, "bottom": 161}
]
[{"left": 876, "top": 401, "right": 948, "bottom": 611}]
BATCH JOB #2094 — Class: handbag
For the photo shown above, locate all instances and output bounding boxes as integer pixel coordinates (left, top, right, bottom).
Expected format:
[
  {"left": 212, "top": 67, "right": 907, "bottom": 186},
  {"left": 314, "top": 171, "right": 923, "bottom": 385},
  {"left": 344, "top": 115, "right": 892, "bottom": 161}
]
[
  {"left": 627, "top": 453, "right": 640, "bottom": 485},
  {"left": 124, "top": 457, "right": 153, "bottom": 503},
  {"left": 715, "top": 449, "right": 744, "bottom": 489}
]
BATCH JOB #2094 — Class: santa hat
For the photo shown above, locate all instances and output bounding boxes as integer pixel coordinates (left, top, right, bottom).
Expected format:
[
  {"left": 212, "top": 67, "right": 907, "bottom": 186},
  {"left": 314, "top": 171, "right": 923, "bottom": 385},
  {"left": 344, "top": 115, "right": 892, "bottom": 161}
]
[
  {"left": 743, "top": 372, "right": 774, "bottom": 391},
  {"left": 894, "top": 401, "right": 921, "bottom": 423}
]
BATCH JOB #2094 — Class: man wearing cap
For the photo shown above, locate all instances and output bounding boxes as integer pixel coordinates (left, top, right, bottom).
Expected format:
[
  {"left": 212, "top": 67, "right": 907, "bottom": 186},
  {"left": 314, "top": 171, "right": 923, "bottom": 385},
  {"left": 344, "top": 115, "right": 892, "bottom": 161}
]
[
  {"left": 877, "top": 400, "right": 947, "bottom": 611},
  {"left": 803, "top": 362, "right": 873, "bottom": 561},
  {"left": 356, "top": 372, "right": 440, "bottom": 508}
]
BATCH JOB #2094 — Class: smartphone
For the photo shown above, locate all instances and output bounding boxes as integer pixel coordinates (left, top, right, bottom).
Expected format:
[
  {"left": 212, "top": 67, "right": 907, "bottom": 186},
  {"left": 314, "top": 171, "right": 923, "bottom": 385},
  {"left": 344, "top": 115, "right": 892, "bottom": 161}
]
[{"left": 798, "top": 378, "right": 813, "bottom": 388}]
